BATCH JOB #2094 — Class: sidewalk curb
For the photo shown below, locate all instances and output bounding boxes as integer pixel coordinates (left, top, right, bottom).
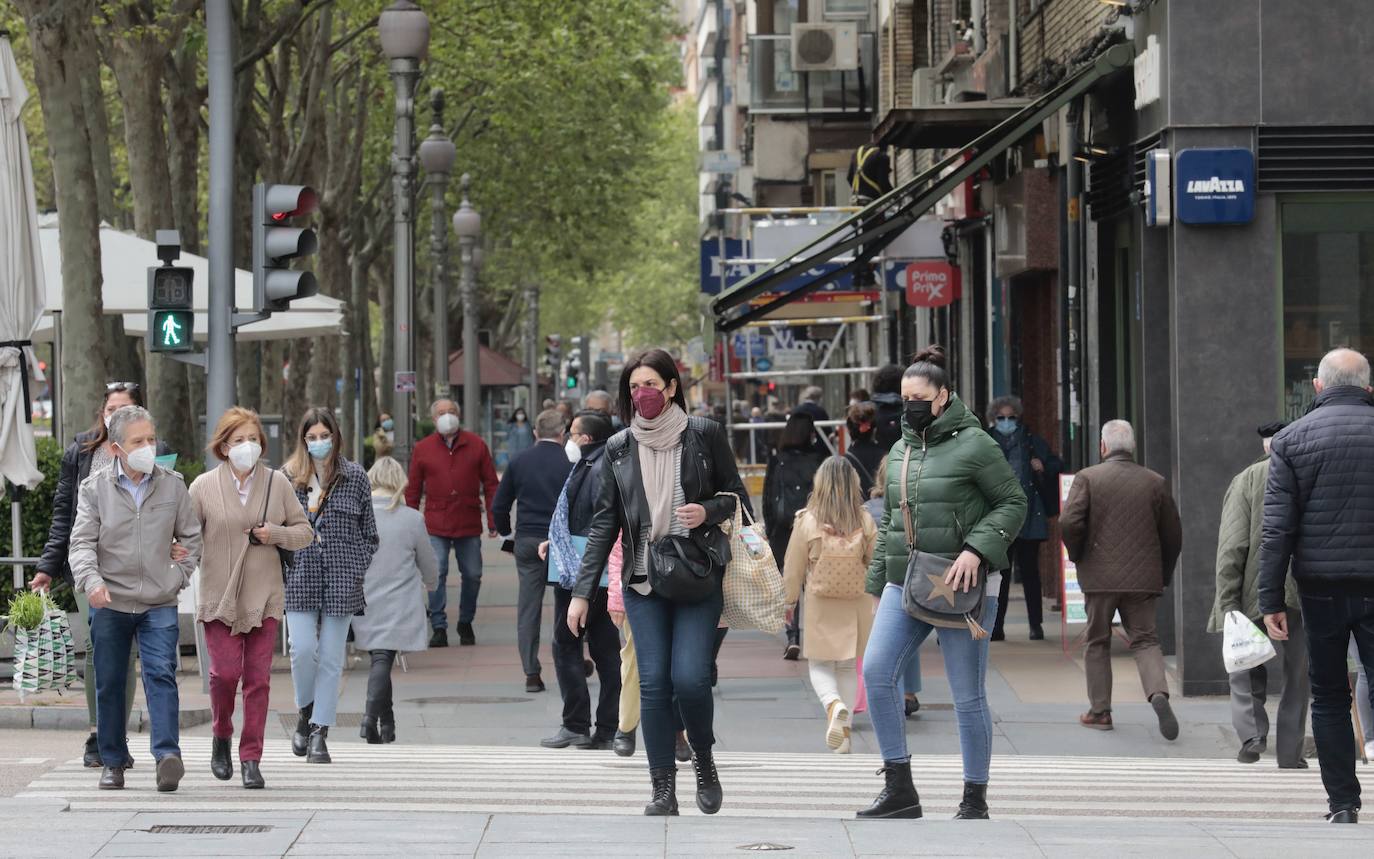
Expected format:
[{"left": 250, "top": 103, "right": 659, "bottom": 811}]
[{"left": 0, "top": 705, "right": 212, "bottom": 731}]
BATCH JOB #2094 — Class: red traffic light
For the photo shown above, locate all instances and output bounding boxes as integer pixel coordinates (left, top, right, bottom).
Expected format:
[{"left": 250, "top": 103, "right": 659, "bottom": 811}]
[{"left": 263, "top": 185, "right": 318, "bottom": 220}]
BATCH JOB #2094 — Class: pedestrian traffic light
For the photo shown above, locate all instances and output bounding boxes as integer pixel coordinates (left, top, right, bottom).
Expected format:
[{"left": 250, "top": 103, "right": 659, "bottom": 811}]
[
  {"left": 546, "top": 334, "right": 562, "bottom": 368},
  {"left": 252, "top": 183, "right": 320, "bottom": 313},
  {"left": 147, "top": 262, "right": 194, "bottom": 353}
]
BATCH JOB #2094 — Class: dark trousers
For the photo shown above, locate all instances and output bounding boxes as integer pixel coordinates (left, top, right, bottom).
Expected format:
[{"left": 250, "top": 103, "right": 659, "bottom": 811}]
[
  {"left": 90, "top": 606, "right": 180, "bottom": 766},
  {"left": 1083, "top": 592, "right": 1168, "bottom": 713},
  {"left": 994, "top": 538, "right": 1044, "bottom": 634},
  {"left": 1300, "top": 593, "right": 1374, "bottom": 813},
  {"left": 552, "top": 586, "right": 622, "bottom": 737},
  {"left": 624, "top": 585, "right": 723, "bottom": 771},
  {"left": 513, "top": 537, "right": 549, "bottom": 676},
  {"left": 366, "top": 649, "right": 397, "bottom": 722}
]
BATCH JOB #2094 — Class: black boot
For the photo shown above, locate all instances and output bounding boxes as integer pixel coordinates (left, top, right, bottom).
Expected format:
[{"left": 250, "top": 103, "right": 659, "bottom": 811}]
[
  {"left": 241, "top": 760, "right": 265, "bottom": 789},
  {"left": 360, "top": 716, "right": 383, "bottom": 744},
  {"left": 953, "top": 782, "right": 989, "bottom": 819},
  {"left": 644, "top": 767, "right": 679, "bottom": 816},
  {"left": 380, "top": 718, "right": 396, "bottom": 744},
  {"left": 306, "top": 725, "right": 331, "bottom": 764},
  {"left": 83, "top": 732, "right": 102, "bottom": 768},
  {"left": 691, "top": 749, "right": 723, "bottom": 815},
  {"left": 210, "top": 736, "right": 233, "bottom": 781},
  {"left": 291, "top": 704, "right": 313, "bottom": 757},
  {"left": 856, "top": 761, "right": 923, "bottom": 819}
]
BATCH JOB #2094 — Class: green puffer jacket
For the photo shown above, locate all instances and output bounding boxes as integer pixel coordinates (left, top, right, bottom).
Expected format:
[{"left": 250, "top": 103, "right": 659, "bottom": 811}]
[
  {"left": 865, "top": 395, "right": 1028, "bottom": 596},
  {"left": 1207, "top": 457, "right": 1300, "bottom": 632}
]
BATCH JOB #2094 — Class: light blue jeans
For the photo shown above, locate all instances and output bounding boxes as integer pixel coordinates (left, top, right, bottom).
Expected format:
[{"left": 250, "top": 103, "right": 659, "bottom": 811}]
[
  {"left": 863, "top": 583, "right": 997, "bottom": 783},
  {"left": 286, "top": 612, "right": 352, "bottom": 727}
]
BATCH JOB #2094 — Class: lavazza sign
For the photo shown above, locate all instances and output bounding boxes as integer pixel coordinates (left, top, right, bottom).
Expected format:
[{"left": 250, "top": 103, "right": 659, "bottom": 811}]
[
  {"left": 1184, "top": 177, "right": 1246, "bottom": 196},
  {"left": 1174, "top": 148, "right": 1255, "bottom": 225}
]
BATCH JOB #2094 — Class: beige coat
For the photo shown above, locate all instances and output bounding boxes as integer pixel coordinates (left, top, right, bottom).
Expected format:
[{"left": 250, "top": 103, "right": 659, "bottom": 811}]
[
  {"left": 189, "top": 463, "right": 314, "bottom": 634},
  {"left": 783, "top": 510, "right": 878, "bottom": 662}
]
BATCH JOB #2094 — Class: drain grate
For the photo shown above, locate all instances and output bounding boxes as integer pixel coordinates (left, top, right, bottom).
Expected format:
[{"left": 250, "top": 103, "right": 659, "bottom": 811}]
[
  {"left": 737, "top": 843, "right": 793, "bottom": 852},
  {"left": 148, "top": 825, "right": 272, "bottom": 835}
]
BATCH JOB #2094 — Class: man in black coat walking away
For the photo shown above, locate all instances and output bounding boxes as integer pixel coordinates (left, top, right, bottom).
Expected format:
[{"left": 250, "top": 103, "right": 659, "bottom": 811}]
[
  {"left": 1261, "top": 348, "right": 1374, "bottom": 824},
  {"left": 870, "top": 364, "right": 904, "bottom": 451}
]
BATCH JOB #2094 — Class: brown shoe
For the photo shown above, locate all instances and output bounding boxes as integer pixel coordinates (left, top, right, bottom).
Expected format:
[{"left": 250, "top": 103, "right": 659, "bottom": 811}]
[{"left": 1079, "top": 711, "right": 1113, "bottom": 731}]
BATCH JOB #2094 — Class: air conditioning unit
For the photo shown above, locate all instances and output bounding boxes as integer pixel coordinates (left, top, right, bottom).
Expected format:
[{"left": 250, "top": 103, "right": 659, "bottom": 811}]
[
  {"left": 790, "top": 23, "right": 859, "bottom": 72},
  {"left": 912, "top": 68, "right": 942, "bottom": 107}
]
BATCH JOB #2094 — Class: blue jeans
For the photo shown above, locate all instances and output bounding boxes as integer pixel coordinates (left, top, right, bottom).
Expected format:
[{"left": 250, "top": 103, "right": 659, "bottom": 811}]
[
  {"left": 1300, "top": 594, "right": 1374, "bottom": 813},
  {"left": 863, "top": 583, "right": 997, "bottom": 783},
  {"left": 90, "top": 606, "right": 180, "bottom": 765},
  {"left": 428, "top": 535, "right": 483, "bottom": 629},
  {"left": 624, "top": 585, "right": 723, "bottom": 771},
  {"left": 286, "top": 612, "right": 352, "bottom": 727},
  {"left": 901, "top": 645, "right": 923, "bottom": 696}
]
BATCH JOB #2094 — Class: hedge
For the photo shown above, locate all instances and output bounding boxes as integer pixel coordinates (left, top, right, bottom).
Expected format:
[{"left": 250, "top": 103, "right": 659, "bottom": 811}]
[{"left": 0, "top": 438, "right": 206, "bottom": 611}]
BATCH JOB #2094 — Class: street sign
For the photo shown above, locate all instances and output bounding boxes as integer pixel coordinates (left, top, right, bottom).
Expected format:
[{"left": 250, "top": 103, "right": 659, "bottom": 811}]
[
  {"left": 394, "top": 371, "right": 416, "bottom": 393},
  {"left": 147, "top": 264, "right": 195, "bottom": 353},
  {"left": 755, "top": 357, "right": 773, "bottom": 372},
  {"left": 901, "top": 261, "right": 960, "bottom": 308}
]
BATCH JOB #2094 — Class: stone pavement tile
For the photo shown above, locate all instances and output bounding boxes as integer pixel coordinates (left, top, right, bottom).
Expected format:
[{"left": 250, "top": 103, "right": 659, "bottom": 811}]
[
  {"left": 295, "top": 811, "right": 488, "bottom": 848},
  {"left": 1017, "top": 820, "right": 1234, "bottom": 857},
  {"left": 475, "top": 846, "right": 657, "bottom": 859},
  {"left": 664, "top": 817, "right": 851, "bottom": 857},
  {"left": 995, "top": 719, "right": 1231, "bottom": 759},
  {"left": 845, "top": 820, "right": 1044, "bottom": 858},
  {"left": 478, "top": 813, "right": 665, "bottom": 847},
  {"left": 289, "top": 844, "right": 471, "bottom": 858}
]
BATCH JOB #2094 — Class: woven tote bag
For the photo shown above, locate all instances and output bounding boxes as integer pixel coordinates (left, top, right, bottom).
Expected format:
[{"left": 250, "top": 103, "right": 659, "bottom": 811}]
[
  {"left": 10, "top": 599, "right": 78, "bottom": 702},
  {"left": 718, "top": 493, "right": 785, "bottom": 633}
]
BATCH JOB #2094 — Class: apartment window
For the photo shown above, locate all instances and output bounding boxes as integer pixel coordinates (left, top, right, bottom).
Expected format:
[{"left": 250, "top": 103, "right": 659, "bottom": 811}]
[
  {"left": 759, "top": 0, "right": 801, "bottom": 35},
  {"left": 823, "top": 0, "right": 868, "bottom": 18}
]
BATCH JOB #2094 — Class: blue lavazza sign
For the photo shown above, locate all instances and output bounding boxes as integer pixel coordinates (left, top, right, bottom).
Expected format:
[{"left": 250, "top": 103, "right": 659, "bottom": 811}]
[
  {"left": 1174, "top": 148, "right": 1255, "bottom": 225},
  {"left": 700, "top": 238, "right": 854, "bottom": 296}
]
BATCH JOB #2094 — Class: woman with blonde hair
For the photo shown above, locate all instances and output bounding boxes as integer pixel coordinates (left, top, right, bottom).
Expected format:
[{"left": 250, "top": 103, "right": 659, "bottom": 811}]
[
  {"left": 784, "top": 456, "right": 877, "bottom": 753},
  {"left": 351, "top": 456, "right": 438, "bottom": 743},
  {"left": 189, "top": 407, "right": 313, "bottom": 788}
]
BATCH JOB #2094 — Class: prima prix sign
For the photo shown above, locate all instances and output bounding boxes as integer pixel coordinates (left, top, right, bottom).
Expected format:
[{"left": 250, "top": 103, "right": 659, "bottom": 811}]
[{"left": 902, "top": 261, "right": 961, "bottom": 308}]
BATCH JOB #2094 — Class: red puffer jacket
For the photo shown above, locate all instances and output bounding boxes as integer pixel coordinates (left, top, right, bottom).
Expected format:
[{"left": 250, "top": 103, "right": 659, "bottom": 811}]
[{"left": 405, "top": 430, "right": 500, "bottom": 538}]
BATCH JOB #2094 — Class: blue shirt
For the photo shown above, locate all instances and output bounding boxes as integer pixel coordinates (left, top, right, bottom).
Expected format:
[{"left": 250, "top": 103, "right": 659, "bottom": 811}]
[{"left": 114, "top": 459, "right": 152, "bottom": 510}]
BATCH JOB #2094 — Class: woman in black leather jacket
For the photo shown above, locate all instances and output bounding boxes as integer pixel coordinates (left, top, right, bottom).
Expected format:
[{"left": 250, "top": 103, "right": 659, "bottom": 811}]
[{"left": 567, "top": 349, "right": 751, "bottom": 817}]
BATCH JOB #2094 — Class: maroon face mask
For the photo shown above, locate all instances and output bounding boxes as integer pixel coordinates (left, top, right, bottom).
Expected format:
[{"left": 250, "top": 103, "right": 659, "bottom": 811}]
[{"left": 631, "top": 386, "right": 668, "bottom": 420}]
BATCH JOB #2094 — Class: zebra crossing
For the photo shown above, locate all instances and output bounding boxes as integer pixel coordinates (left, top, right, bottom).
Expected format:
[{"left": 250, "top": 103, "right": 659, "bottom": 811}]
[{"left": 19, "top": 736, "right": 1330, "bottom": 820}]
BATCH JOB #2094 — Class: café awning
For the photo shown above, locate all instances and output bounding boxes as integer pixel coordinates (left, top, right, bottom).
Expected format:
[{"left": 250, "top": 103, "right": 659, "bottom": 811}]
[{"left": 710, "top": 42, "right": 1134, "bottom": 332}]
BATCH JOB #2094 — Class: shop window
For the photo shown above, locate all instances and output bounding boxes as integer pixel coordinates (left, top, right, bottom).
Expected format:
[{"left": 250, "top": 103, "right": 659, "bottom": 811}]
[{"left": 1281, "top": 200, "right": 1374, "bottom": 420}]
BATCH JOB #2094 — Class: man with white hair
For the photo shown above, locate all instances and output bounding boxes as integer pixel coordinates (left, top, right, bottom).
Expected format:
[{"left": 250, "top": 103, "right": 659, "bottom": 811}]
[
  {"left": 1260, "top": 348, "right": 1374, "bottom": 823},
  {"left": 1060, "top": 419, "right": 1183, "bottom": 740},
  {"left": 69, "top": 406, "right": 202, "bottom": 792}
]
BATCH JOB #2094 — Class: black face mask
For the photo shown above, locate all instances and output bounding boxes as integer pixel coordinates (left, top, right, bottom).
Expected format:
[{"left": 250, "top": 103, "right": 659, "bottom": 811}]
[{"left": 903, "top": 398, "right": 935, "bottom": 434}]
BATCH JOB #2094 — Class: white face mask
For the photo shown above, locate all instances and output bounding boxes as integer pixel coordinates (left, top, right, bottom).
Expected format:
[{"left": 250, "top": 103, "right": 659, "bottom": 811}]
[
  {"left": 103, "top": 414, "right": 114, "bottom": 430},
  {"left": 124, "top": 444, "right": 157, "bottom": 475},
  {"left": 228, "top": 441, "right": 262, "bottom": 472},
  {"left": 565, "top": 439, "right": 582, "bottom": 463},
  {"left": 436, "top": 413, "right": 460, "bottom": 436}
]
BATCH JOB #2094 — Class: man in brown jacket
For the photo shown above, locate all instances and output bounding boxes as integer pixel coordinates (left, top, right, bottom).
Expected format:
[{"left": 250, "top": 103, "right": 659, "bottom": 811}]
[{"left": 1060, "top": 420, "right": 1183, "bottom": 740}]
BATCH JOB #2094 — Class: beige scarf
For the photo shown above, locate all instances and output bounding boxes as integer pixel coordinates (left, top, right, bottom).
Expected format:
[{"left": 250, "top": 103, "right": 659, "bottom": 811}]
[{"left": 632, "top": 403, "right": 689, "bottom": 540}]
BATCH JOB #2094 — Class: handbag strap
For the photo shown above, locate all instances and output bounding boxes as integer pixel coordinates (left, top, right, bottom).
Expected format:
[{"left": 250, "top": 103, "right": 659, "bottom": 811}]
[
  {"left": 899, "top": 445, "right": 915, "bottom": 550},
  {"left": 716, "top": 491, "right": 751, "bottom": 531},
  {"left": 258, "top": 467, "right": 273, "bottom": 527}
]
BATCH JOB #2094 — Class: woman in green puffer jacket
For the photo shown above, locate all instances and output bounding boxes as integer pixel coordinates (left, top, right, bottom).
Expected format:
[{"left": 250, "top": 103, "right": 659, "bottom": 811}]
[{"left": 855, "top": 346, "right": 1026, "bottom": 823}]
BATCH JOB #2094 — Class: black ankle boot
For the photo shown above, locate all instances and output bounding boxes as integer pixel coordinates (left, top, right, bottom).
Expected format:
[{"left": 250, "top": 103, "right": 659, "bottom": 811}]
[
  {"left": 292, "top": 704, "right": 313, "bottom": 757},
  {"left": 306, "top": 725, "right": 331, "bottom": 764},
  {"left": 360, "top": 716, "right": 382, "bottom": 744},
  {"left": 953, "top": 781, "right": 989, "bottom": 819},
  {"left": 691, "top": 749, "right": 723, "bottom": 814},
  {"left": 644, "top": 767, "right": 679, "bottom": 816},
  {"left": 380, "top": 719, "right": 396, "bottom": 743},
  {"left": 241, "top": 760, "right": 265, "bottom": 790},
  {"left": 856, "top": 760, "right": 923, "bottom": 819},
  {"left": 210, "top": 737, "right": 233, "bottom": 781}
]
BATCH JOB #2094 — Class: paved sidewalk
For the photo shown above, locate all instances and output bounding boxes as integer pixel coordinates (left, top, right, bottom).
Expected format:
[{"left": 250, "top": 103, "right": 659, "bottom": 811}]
[{"left": 2, "top": 800, "right": 1372, "bottom": 858}]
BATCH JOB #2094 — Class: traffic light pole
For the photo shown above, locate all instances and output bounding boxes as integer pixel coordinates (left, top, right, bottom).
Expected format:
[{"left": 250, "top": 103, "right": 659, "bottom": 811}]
[
  {"left": 205, "top": 0, "right": 235, "bottom": 443},
  {"left": 525, "top": 283, "right": 539, "bottom": 409}
]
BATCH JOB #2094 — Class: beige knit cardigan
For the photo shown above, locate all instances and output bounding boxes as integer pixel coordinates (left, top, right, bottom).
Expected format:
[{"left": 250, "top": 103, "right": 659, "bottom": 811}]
[{"left": 189, "top": 463, "right": 314, "bottom": 634}]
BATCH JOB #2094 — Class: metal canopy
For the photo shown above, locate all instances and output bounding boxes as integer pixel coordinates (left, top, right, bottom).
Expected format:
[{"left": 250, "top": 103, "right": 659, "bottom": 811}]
[
  {"left": 710, "top": 42, "right": 1134, "bottom": 333},
  {"left": 875, "top": 99, "right": 1030, "bottom": 150}
]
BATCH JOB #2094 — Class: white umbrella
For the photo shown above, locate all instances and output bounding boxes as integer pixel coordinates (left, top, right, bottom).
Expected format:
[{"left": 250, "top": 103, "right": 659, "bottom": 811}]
[{"left": 0, "top": 34, "right": 44, "bottom": 491}]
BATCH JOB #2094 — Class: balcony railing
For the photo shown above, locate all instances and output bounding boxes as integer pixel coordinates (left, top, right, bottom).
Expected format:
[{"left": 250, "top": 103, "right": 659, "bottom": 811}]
[{"left": 748, "top": 33, "right": 876, "bottom": 115}]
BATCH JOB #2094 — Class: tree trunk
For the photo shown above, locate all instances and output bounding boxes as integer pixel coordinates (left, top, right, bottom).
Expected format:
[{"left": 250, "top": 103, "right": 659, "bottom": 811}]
[{"left": 16, "top": 0, "right": 109, "bottom": 444}]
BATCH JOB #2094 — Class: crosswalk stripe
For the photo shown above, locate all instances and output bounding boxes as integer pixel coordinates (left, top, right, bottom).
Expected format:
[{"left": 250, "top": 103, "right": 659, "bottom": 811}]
[{"left": 19, "top": 737, "right": 1328, "bottom": 820}]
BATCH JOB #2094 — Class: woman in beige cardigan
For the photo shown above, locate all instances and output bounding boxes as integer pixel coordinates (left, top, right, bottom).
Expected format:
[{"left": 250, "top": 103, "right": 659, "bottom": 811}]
[
  {"left": 783, "top": 456, "right": 877, "bottom": 754},
  {"left": 189, "top": 407, "right": 313, "bottom": 789}
]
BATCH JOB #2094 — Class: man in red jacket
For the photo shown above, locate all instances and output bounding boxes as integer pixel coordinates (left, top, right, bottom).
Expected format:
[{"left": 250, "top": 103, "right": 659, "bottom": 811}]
[{"left": 406, "top": 399, "right": 500, "bottom": 647}]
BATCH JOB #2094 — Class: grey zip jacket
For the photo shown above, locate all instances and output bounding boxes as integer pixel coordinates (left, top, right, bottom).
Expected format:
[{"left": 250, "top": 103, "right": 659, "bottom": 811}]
[{"left": 69, "top": 463, "right": 203, "bottom": 613}]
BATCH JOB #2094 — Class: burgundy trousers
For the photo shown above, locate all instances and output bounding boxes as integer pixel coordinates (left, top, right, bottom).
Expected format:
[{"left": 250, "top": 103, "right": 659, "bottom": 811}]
[{"left": 203, "top": 617, "right": 278, "bottom": 762}]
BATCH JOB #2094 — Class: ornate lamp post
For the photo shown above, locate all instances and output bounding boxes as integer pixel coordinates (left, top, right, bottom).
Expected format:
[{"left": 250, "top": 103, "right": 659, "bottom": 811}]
[
  {"left": 418, "top": 88, "right": 456, "bottom": 404},
  {"left": 451, "top": 174, "right": 482, "bottom": 438},
  {"left": 379, "top": 0, "right": 429, "bottom": 465}
]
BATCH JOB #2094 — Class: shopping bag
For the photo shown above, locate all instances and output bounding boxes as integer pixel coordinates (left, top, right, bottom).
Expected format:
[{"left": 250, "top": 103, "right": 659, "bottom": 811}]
[
  {"left": 1222, "top": 610, "right": 1277, "bottom": 674},
  {"left": 9, "top": 601, "right": 79, "bottom": 702},
  {"left": 718, "top": 493, "right": 786, "bottom": 633}
]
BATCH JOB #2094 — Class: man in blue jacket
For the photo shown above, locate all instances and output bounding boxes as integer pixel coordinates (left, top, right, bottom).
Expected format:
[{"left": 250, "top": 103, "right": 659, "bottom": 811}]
[
  {"left": 1261, "top": 348, "right": 1374, "bottom": 823},
  {"left": 493, "top": 409, "right": 574, "bottom": 693}
]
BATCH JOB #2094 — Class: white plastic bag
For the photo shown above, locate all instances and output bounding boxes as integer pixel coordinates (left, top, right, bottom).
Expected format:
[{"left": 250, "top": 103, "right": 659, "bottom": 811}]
[{"left": 1222, "top": 610, "right": 1277, "bottom": 674}]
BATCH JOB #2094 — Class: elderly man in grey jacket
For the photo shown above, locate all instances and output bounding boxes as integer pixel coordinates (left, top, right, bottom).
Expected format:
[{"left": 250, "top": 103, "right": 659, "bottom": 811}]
[{"left": 70, "top": 406, "right": 202, "bottom": 793}]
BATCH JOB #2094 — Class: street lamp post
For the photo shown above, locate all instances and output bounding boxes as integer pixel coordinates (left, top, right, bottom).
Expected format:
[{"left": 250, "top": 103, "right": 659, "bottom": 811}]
[
  {"left": 452, "top": 175, "right": 481, "bottom": 439},
  {"left": 379, "top": 0, "right": 430, "bottom": 466},
  {"left": 418, "top": 88, "right": 456, "bottom": 405}
]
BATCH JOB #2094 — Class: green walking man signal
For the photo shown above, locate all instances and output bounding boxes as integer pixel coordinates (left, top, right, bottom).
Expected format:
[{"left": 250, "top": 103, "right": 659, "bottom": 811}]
[{"left": 147, "top": 262, "right": 195, "bottom": 354}]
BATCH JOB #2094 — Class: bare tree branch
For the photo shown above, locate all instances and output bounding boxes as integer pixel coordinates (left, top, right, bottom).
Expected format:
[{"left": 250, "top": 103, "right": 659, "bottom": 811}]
[{"left": 234, "top": 0, "right": 332, "bottom": 75}]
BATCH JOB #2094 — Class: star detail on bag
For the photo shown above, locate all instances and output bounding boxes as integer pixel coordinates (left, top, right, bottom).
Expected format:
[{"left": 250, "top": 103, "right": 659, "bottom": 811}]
[{"left": 926, "top": 573, "right": 959, "bottom": 607}]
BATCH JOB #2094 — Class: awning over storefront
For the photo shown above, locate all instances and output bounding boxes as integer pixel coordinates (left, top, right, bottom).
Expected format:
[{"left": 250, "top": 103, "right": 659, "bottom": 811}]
[
  {"left": 710, "top": 42, "right": 1134, "bottom": 332},
  {"left": 448, "top": 345, "right": 529, "bottom": 388},
  {"left": 875, "top": 99, "right": 1030, "bottom": 150}
]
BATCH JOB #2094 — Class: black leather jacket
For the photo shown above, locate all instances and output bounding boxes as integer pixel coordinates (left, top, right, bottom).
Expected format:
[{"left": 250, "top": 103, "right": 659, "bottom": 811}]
[{"left": 572, "top": 416, "right": 752, "bottom": 600}]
